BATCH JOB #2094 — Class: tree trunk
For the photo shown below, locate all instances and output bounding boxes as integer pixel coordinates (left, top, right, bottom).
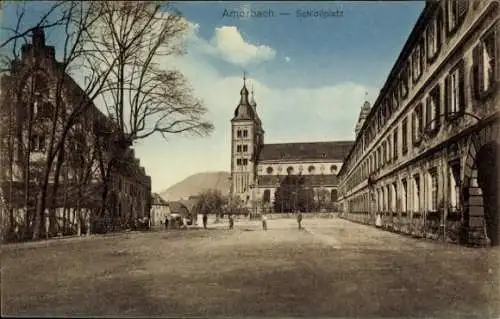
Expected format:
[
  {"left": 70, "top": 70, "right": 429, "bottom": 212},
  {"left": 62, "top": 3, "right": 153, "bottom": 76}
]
[
  {"left": 49, "top": 149, "right": 65, "bottom": 236},
  {"left": 76, "top": 207, "right": 81, "bottom": 236}
]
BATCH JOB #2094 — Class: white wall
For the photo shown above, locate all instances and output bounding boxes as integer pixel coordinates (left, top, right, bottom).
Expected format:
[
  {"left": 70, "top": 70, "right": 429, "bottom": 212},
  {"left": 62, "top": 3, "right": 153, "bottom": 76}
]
[{"left": 257, "top": 161, "right": 344, "bottom": 176}]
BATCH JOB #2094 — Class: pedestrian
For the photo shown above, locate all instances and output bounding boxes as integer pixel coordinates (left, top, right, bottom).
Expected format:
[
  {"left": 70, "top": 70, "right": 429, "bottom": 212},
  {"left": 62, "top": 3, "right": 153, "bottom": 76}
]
[
  {"left": 375, "top": 212, "right": 382, "bottom": 228},
  {"left": 262, "top": 214, "right": 267, "bottom": 231},
  {"left": 203, "top": 214, "right": 208, "bottom": 229},
  {"left": 165, "top": 216, "right": 169, "bottom": 229},
  {"left": 229, "top": 214, "right": 234, "bottom": 230},
  {"left": 297, "top": 212, "right": 303, "bottom": 230}
]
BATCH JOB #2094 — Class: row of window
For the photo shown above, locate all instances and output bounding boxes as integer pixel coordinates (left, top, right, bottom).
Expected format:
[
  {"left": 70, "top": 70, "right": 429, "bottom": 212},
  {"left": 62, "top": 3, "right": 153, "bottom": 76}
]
[
  {"left": 344, "top": 1, "right": 480, "bottom": 177},
  {"left": 236, "top": 144, "right": 248, "bottom": 152},
  {"left": 260, "top": 189, "right": 338, "bottom": 203},
  {"left": 236, "top": 158, "right": 249, "bottom": 166},
  {"left": 236, "top": 129, "right": 249, "bottom": 138},
  {"left": 116, "top": 176, "right": 147, "bottom": 197},
  {"left": 347, "top": 161, "right": 460, "bottom": 215},
  {"left": 344, "top": 19, "right": 498, "bottom": 192},
  {"left": 265, "top": 164, "right": 338, "bottom": 175}
]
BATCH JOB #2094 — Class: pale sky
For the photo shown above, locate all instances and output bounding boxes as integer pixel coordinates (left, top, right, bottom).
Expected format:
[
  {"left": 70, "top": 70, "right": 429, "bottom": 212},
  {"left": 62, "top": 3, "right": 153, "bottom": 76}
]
[{"left": 1, "top": 1, "right": 425, "bottom": 192}]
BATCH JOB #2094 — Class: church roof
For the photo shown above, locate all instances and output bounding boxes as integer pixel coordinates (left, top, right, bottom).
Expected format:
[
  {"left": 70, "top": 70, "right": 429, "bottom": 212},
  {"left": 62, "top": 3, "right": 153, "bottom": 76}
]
[
  {"left": 232, "top": 82, "right": 258, "bottom": 122},
  {"left": 257, "top": 174, "right": 339, "bottom": 187},
  {"left": 258, "top": 141, "right": 354, "bottom": 162}
]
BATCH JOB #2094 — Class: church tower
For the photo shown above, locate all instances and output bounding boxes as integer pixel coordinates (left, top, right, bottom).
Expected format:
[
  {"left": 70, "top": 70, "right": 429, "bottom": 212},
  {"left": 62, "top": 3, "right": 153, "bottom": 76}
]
[
  {"left": 355, "top": 98, "right": 371, "bottom": 137},
  {"left": 230, "top": 75, "right": 264, "bottom": 204}
]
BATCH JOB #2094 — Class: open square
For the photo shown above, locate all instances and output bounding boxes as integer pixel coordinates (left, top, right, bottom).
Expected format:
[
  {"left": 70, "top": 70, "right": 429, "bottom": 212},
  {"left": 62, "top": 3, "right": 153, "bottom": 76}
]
[{"left": 2, "top": 218, "right": 499, "bottom": 317}]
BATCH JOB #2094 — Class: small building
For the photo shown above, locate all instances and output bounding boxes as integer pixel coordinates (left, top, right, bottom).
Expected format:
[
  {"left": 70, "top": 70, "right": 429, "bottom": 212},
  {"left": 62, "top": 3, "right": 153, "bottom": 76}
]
[{"left": 150, "top": 193, "right": 170, "bottom": 227}]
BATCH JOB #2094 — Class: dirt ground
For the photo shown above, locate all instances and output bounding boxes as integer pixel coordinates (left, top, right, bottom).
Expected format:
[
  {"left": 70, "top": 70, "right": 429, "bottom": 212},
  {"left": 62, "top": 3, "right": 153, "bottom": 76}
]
[{"left": 1, "top": 217, "right": 499, "bottom": 317}]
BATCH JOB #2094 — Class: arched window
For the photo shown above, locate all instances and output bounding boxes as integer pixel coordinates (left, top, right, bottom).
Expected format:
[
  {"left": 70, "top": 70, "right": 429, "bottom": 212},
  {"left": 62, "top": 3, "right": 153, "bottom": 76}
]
[
  {"left": 266, "top": 166, "right": 273, "bottom": 174},
  {"left": 308, "top": 165, "right": 315, "bottom": 173},
  {"left": 287, "top": 166, "right": 294, "bottom": 174},
  {"left": 263, "top": 189, "right": 271, "bottom": 203},
  {"left": 331, "top": 189, "right": 338, "bottom": 202}
]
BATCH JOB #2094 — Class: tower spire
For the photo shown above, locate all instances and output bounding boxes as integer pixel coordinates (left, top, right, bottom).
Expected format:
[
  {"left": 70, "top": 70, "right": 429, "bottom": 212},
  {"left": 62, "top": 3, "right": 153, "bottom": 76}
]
[{"left": 243, "top": 71, "right": 247, "bottom": 86}]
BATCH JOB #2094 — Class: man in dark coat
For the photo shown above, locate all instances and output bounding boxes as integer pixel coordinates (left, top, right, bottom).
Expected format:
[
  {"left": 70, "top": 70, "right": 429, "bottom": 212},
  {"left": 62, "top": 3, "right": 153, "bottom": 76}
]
[
  {"left": 203, "top": 214, "right": 208, "bottom": 229},
  {"left": 297, "top": 212, "right": 303, "bottom": 230}
]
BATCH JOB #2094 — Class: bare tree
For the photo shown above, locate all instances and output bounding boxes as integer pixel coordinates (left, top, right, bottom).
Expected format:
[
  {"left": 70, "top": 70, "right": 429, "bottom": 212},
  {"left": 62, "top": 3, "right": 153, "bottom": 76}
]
[
  {"left": 88, "top": 1, "right": 213, "bottom": 142},
  {"left": 0, "top": 1, "right": 213, "bottom": 240},
  {"left": 84, "top": 1, "right": 213, "bottom": 224},
  {"left": 0, "top": 2, "right": 115, "bottom": 239}
]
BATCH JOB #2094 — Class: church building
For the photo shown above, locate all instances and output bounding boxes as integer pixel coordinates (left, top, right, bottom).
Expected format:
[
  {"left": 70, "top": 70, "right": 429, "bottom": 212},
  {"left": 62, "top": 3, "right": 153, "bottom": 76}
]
[{"left": 230, "top": 76, "right": 357, "bottom": 213}]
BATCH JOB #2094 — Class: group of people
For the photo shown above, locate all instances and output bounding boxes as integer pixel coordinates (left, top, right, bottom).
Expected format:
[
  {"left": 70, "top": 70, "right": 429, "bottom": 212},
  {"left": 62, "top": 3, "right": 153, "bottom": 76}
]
[
  {"left": 168, "top": 213, "right": 305, "bottom": 231},
  {"left": 222, "top": 212, "right": 304, "bottom": 231}
]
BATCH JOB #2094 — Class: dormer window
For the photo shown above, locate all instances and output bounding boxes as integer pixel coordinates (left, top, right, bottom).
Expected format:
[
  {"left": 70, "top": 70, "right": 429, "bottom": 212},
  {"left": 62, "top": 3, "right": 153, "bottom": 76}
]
[
  {"left": 287, "top": 166, "right": 294, "bottom": 175},
  {"left": 322, "top": 152, "right": 326, "bottom": 158}
]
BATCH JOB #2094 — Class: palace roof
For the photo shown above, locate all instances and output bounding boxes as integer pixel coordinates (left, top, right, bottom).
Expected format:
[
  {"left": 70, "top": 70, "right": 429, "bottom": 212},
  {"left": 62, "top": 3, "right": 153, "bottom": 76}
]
[{"left": 258, "top": 141, "right": 354, "bottom": 162}]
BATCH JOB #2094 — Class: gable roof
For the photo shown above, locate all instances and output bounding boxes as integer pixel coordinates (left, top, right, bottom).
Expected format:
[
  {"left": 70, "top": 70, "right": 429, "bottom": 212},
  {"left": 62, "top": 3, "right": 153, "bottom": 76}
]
[
  {"left": 152, "top": 193, "right": 168, "bottom": 206},
  {"left": 258, "top": 141, "right": 354, "bottom": 162}
]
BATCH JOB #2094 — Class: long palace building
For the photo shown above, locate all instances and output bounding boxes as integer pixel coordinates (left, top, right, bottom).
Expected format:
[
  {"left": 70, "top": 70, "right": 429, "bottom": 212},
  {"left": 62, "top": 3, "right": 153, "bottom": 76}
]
[{"left": 337, "top": 0, "right": 499, "bottom": 246}]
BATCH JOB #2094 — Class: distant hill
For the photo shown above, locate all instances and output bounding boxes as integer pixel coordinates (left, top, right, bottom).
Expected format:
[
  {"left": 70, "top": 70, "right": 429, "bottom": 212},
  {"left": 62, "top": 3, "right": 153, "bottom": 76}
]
[{"left": 159, "top": 172, "right": 230, "bottom": 202}]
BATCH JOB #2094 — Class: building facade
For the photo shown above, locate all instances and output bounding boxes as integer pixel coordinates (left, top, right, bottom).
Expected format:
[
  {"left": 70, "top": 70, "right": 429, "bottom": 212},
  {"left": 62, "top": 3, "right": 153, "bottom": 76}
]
[
  {"left": 150, "top": 193, "right": 171, "bottom": 227},
  {"left": 230, "top": 79, "right": 354, "bottom": 213},
  {"left": 0, "top": 28, "right": 151, "bottom": 239},
  {"left": 337, "top": 0, "right": 499, "bottom": 246}
]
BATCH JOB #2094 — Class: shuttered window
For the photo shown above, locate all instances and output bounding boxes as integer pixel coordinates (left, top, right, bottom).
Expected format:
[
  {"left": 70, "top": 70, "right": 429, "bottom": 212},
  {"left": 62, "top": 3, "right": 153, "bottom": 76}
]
[
  {"left": 402, "top": 117, "right": 408, "bottom": 155},
  {"left": 473, "top": 24, "right": 498, "bottom": 100},
  {"left": 425, "top": 85, "right": 441, "bottom": 134},
  {"left": 412, "top": 103, "right": 423, "bottom": 145},
  {"left": 445, "top": 59, "right": 465, "bottom": 119},
  {"left": 393, "top": 129, "right": 398, "bottom": 160}
]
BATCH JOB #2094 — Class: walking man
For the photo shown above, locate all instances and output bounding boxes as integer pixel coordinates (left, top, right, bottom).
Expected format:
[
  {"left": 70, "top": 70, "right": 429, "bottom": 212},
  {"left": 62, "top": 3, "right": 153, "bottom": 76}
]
[
  {"left": 229, "top": 214, "right": 234, "bottom": 230},
  {"left": 297, "top": 212, "right": 303, "bottom": 230},
  {"left": 164, "top": 216, "right": 169, "bottom": 230},
  {"left": 203, "top": 214, "right": 208, "bottom": 229}
]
